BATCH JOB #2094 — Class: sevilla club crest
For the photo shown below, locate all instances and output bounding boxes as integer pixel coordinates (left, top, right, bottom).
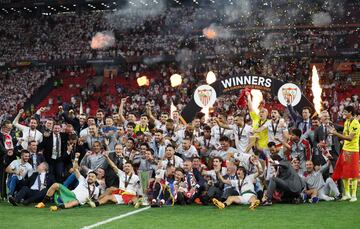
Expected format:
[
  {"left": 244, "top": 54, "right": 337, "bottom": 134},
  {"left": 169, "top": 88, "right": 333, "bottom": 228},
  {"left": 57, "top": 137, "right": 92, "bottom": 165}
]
[{"left": 194, "top": 85, "right": 217, "bottom": 108}]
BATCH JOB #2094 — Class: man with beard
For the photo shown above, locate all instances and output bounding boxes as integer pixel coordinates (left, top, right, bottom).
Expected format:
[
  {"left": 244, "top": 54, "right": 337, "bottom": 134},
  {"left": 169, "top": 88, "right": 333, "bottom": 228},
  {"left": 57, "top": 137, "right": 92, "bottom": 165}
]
[
  {"left": 38, "top": 123, "right": 69, "bottom": 182},
  {"left": 255, "top": 109, "right": 289, "bottom": 149},
  {"left": 303, "top": 159, "right": 340, "bottom": 202},
  {"left": 35, "top": 153, "right": 99, "bottom": 210},
  {"left": 176, "top": 138, "right": 199, "bottom": 161},
  {"left": 212, "top": 163, "right": 262, "bottom": 210},
  {"left": 6, "top": 150, "right": 34, "bottom": 198},
  {"left": 9, "top": 162, "right": 54, "bottom": 206},
  {"left": 91, "top": 155, "right": 141, "bottom": 207},
  {"left": 215, "top": 113, "right": 254, "bottom": 154},
  {"left": 13, "top": 109, "right": 43, "bottom": 150},
  {"left": 149, "top": 129, "right": 171, "bottom": 160},
  {"left": 161, "top": 145, "right": 183, "bottom": 169}
]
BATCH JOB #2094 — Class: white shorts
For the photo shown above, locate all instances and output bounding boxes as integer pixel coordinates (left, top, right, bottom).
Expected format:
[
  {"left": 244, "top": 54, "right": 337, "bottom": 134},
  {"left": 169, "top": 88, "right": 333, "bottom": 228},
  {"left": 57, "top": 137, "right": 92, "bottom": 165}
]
[
  {"left": 114, "top": 194, "right": 124, "bottom": 205},
  {"left": 235, "top": 193, "right": 255, "bottom": 205}
]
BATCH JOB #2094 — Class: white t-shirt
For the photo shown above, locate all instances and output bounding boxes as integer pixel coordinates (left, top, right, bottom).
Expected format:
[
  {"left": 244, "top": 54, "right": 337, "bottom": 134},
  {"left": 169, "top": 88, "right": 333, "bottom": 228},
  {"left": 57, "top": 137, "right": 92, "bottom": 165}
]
[
  {"left": 210, "top": 147, "right": 237, "bottom": 160},
  {"left": 264, "top": 120, "right": 288, "bottom": 144},
  {"left": 72, "top": 176, "right": 100, "bottom": 205},
  {"left": 14, "top": 124, "right": 43, "bottom": 149},
  {"left": 204, "top": 167, "right": 227, "bottom": 182},
  {"left": 230, "top": 174, "right": 256, "bottom": 195},
  {"left": 211, "top": 125, "right": 233, "bottom": 142},
  {"left": 229, "top": 124, "right": 253, "bottom": 153},
  {"left": 154, "top": 120, "right": 166, "bottom": 132},
  {"left": 176, "top": 145, "right": 199, "bottom": 160},
  {"left": 9, "top": 159, "right": 33, "bottom": 180},
  {"left": 161, "top": 155, "right": 184, "bottom": 169},
  {"left": 117, "top": 170, "right": 140, "bottom": 195}
]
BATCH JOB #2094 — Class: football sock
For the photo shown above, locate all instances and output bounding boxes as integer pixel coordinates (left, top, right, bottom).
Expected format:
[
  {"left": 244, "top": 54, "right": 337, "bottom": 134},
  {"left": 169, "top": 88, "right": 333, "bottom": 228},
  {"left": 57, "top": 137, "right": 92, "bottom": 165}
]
[
  {"left": 343, "top": 179, "right": 350, "bottom": 196},
  {"left": 42, "top": 195, "right": 51, "bottom": 204},
  {"left": 351, "top": 179, "right": 358, "bottom": 197}
]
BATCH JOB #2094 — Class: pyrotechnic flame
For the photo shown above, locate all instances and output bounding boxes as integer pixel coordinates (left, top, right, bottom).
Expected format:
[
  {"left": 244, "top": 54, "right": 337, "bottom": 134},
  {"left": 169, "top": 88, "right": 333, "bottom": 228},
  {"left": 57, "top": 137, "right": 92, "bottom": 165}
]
[
  {"left": 170, "top": 74, "right": 182, "bottom": 87},
  {"left": 201, "top": 107, "right": 210, "bottom": 122},
  {"left": 91, "top": 31, "right": 115, "bottom": 49},
  {"left": 79, "top": 100, "right": 83, "bottom": 114},
  {"left": 203, "top": 27, "right": 217, "bottom": 39},
  {"left": 137, "top": 76, "right": 150, "bottom": 87},
  {"left": 170, "top": 101, "right": 177, "bottom": 120},
  {"left": 206, "top": 71, "right": 216, "bottom": 84},
  {"left": 251, "top": 89, "right": 263, "bottom": 115},
  {"left": 311, "top": 66, "right": 322, "bottom": 114}
]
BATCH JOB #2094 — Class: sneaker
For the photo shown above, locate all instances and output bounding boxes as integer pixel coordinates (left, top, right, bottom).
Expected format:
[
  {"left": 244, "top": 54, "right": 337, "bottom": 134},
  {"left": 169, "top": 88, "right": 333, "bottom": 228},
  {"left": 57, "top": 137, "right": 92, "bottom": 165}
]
[
  {"left": 349, "top": 197, "right": 357, "bottom": 202},
  {"left": 86, "top": 198, "right": 96, "bottom": 208},
  {"left": 35, "top": 202, "right": 46, "bottom": 208},
  {"left": 159, "top": 199, "right": 165, "bottom": 207},
  {"left": 49, "top": 206, "right": 58, "bottom": 211},
  {"left": 326, "top": 197, "right": 335, "bottom": 201},
  {"left": 341, "top": 195, "right": 351, "bottom": 201},
  {"left": 134, "top": 198, "right": 143, "bottom": 208},
  {"left": 334, "top": 195, "right": 342, "bottom": 201},
  {"left": 249, "top": 200, "right": 260, "bottom": 210},
  {"left": 310, "top": 197, "right": 319, "bottom": 204},
  {"left": 8, "top": 196, "right": 18, "bottom": 206},
  {"left": 194, "top": 198, "right": 202, "bottom": 205},
  {"left": 212, "top": 198, "right": 225, "bottom": 209},
  {"left": 262, "top": 200, "right": 272, "bottom": 206}
]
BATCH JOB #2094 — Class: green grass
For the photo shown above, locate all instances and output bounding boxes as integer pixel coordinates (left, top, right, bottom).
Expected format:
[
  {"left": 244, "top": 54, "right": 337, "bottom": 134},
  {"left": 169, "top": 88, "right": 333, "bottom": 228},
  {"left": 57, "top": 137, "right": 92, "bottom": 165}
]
[{"left": 1, "top": 196, "right": 360, "bottom": 229}]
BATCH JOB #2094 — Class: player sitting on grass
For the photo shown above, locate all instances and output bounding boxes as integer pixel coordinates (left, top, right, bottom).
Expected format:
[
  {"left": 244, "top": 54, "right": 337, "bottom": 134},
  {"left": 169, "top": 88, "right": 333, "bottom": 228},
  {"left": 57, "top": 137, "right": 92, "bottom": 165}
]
[
  {"left": 35, "top": 153, "right": 99, "bottom": 211},
  {"left": 212, "top": 158, "right": 262, "bottom": 210},
  {"left": 151, "top": 164, "right": 176, "bottom": 207},
  {"left": 89, "top": 152, "right": 142, "bottom": 208}
]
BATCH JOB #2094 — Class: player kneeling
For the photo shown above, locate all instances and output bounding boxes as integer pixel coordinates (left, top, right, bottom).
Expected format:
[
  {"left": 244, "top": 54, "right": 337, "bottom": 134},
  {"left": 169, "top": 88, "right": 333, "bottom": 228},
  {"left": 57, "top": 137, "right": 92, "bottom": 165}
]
[{"left": 212, "top": 161, "right": 262, "bottom": 210}]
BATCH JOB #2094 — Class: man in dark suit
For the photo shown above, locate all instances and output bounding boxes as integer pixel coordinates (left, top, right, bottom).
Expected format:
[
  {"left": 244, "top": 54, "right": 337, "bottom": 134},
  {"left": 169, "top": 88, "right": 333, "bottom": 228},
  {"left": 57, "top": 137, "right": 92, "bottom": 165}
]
[
  {"left": 313, "top": 110, "right": 341, "bottom": 168},
  {"left": 9, "top": 162, "right": 54, "bottom": 206},
  {"left": 27, "top": 140, "right": 46, "bottom": 170},
  {"left": 38, "top": 123, "right": 69, "bottom": 182},
  {"left": 287, "top": 101, "right": 312, "bottom": 134}
]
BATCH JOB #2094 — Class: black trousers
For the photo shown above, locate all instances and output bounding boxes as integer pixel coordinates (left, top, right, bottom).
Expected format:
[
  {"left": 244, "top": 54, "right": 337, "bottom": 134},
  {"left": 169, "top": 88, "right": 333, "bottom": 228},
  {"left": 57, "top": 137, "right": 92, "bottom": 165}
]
[
  {"left": 15, "top": 186, "right": 47, "bottom": 204},
  {"left": 267, "top": 177, "right": 301, "bottom": 202},
  {"left": 49, "top": 159, "right": 65, "bottom": 182},
  {"left": 221, "top": 187, "right": 239, "bottom": 201}
]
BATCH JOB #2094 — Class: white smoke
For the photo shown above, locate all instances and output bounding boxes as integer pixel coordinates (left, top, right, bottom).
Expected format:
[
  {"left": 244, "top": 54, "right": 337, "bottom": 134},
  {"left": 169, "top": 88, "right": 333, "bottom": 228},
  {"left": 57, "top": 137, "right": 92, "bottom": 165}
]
[
  {"left": 223, "top": 0, "right": 251, "bottom": 23},
  {"left": 312, "top": 12, "right": 332, "bottom": 27},
  {"left": 105, "top": 0, "right": 166, "bottom": 30}
]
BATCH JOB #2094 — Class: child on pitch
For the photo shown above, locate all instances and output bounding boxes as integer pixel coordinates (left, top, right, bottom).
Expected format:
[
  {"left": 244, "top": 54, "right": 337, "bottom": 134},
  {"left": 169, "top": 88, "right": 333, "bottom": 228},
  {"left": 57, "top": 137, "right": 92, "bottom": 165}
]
[
  {"left": 212, "top": 157, "right": 263, "bottom": 210},
  {"left": 35, "top": 153, "right": 99, "bottom": 211}
]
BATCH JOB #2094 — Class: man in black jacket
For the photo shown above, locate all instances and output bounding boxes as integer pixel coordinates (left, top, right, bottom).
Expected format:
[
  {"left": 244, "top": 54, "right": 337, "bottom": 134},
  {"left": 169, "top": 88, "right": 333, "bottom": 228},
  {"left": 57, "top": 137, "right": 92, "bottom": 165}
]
[
  {"left": 313, "top": 110, "right": 341, "bottom": 168},
  {"left": 263, "top": 160, "right": 305, "bottom": 205},
  {"left": 9, "top": 162, "right": 54, "bottom": 206},
  {"left": 38, "top": 123, "right": 69, "bottom": 182}
]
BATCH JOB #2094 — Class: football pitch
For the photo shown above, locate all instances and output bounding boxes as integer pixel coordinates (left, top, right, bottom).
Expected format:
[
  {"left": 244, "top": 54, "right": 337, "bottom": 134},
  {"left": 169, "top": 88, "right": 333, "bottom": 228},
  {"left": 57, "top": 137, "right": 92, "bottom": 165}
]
[{"left": 1, "top": 195, "right": 360, "bottom": 229}]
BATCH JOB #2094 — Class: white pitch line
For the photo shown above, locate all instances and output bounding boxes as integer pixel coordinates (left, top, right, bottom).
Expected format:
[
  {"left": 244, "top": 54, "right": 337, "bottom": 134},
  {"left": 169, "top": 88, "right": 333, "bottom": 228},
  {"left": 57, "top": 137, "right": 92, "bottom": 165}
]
[{"left": 80, "top": 206, "right": 151, "bottom": 229}]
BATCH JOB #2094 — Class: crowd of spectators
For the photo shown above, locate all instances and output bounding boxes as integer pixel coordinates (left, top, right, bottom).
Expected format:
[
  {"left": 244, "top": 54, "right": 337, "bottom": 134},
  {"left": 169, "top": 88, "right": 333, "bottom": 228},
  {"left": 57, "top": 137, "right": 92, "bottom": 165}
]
[{"left": 0, "top": 68, "right": 53, "bottom": 123}]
